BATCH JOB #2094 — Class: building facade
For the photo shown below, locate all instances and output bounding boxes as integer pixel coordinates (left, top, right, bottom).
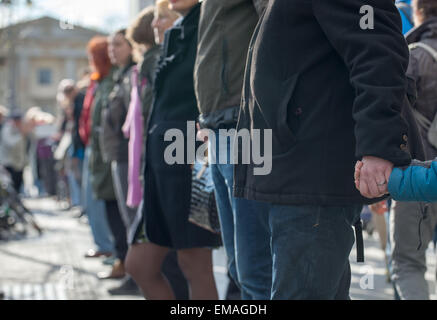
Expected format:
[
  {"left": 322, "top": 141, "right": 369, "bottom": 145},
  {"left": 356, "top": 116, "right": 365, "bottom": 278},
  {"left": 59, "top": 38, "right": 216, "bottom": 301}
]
[
  {"left": 0, "top": 16, "right": 104, "bottom": 114},
  {"left": 129, "top": 0, "right": 155, "bottom": 20}
]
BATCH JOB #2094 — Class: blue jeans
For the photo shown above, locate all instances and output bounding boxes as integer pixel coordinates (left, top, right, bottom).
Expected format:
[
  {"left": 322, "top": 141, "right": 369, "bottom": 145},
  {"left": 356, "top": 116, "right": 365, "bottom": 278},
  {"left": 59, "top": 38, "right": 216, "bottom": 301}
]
[
  {"left": 67, "top": 168, "right": 82, "bottom": 207},
  {"left": 209, "top": 130, "right": 272, "bottom": 300},
  {"left": 269, "top": 204, "right": 362, "bottom": 299},
  {"left": 66, "top": 146, "right": 83, "bottom": 207},
  {"left": 82, "top": 147, "right": 114, "bottom": 253}
]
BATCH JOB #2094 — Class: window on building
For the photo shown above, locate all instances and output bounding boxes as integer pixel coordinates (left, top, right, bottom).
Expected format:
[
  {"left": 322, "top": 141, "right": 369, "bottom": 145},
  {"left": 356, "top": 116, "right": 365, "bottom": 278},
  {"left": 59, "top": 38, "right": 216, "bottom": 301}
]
[{"left": 38, "top": 68, "right": 52, "bottom": 86}]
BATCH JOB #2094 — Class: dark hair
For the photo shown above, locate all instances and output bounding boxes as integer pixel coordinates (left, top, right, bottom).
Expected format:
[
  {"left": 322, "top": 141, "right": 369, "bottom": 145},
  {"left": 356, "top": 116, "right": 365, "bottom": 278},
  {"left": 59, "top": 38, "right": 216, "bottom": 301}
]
[
  {"left": 415, "top": 0, "right": 437, "bottom": 20},
  {"left": 112, "top": 28, "right": 133, "bottom": 48},
  {"left": 126, "top": 6, "right": 156, "bottom": 47},
  {"left": 115, "top": 28, "right": 127, "bottom": 37},
  {"left": 63, "top": 85, "right": 75, "bottom": 95}
]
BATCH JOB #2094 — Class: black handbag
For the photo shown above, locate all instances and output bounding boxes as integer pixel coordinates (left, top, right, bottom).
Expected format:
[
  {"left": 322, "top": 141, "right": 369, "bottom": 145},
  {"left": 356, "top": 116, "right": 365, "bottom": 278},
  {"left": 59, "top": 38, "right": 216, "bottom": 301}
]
[{"left": 189, "top": 159, "right": 221, "bottom": 234}]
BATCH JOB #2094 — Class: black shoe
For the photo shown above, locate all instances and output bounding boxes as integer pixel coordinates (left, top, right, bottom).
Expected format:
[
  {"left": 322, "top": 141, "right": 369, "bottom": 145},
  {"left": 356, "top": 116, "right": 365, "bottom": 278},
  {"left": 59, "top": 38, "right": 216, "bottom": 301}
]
[{"left": 107, "top": 277, "right": 141, "bottom": 296}]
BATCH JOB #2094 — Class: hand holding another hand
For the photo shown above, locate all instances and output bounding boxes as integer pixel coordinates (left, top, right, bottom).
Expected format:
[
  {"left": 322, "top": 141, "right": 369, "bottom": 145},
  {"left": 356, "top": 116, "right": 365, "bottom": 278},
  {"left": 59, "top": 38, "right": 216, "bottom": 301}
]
[{"left": 354, "top": 156, "right": 393, "bottom": 199}]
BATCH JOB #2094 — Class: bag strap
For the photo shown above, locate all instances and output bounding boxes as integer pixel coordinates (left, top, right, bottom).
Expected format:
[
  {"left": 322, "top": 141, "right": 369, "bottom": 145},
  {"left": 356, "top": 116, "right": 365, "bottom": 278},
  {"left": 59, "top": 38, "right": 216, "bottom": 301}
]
[{"left": 409, "top": 42, "right": 437, "bottom": 62}]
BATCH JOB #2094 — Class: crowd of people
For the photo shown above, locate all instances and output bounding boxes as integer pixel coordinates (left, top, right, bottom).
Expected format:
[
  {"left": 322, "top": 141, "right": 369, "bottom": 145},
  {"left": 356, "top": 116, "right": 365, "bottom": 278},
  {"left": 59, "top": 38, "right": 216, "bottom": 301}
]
[{"left": 2, "top": 0, "right": 437, "bottom": 300}]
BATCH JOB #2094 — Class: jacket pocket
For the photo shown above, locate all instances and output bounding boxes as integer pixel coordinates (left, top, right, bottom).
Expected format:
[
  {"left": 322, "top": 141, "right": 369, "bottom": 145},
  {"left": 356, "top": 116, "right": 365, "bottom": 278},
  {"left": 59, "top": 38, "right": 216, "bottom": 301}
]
[
  {"left": 250, "top": 72, "right": 300, "bottom": 155},
  {"left": 276, "top": 74, "right": 299, "bottom": 150}
]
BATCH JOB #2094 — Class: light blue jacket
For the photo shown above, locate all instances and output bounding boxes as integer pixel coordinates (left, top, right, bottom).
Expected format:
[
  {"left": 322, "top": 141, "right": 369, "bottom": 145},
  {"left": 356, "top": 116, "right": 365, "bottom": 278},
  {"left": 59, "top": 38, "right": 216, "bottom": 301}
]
[{"left": 388, "top": 159, "right": 437, "bottom": 202}]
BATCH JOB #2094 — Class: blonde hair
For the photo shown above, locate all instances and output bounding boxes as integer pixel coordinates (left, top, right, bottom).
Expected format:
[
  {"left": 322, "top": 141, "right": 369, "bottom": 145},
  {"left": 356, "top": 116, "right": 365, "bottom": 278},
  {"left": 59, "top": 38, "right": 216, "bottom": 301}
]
[
  {"left": 156, "top": 0, "right": 179, "bottom": 21},
  {"left": 25, "top": 106, "right": 55, "bottom": 125}
]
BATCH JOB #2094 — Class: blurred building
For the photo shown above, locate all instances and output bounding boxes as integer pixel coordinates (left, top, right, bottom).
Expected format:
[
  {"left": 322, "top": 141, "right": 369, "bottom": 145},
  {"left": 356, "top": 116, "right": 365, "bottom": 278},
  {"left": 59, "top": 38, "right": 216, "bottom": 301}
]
[
  {"left": 130, "top": 0, "right": 154, "bottom": 20},
  {"left": 0, "top": 16, "right": 104, "bottom": 114}
]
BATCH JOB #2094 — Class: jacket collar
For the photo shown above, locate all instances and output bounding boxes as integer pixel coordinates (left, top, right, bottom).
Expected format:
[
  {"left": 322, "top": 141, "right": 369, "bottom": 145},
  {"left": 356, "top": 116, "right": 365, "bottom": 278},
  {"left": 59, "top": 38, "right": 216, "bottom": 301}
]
[
  {"left": 153, "top": 3, "right": 200, "bottom": 92},
  {"left": 406, "top": 17, "right": 437, "bottom": 44},
  {"left": 140, "top": 44, "right": 161, "bottom": 77},
  {"left": 113, "top": 57, "right": 136, "bottom": 83},
  {"left": 174, "top": 2, "right": 201, "bottom": 40},
  {"left": 162, "top": 3, "right": 201, "bottom": 55}
]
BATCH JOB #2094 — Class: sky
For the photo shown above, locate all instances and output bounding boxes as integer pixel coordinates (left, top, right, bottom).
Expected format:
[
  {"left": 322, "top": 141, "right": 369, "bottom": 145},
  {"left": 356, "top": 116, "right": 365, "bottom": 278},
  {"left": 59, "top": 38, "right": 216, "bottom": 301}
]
[{"left": 0, "top": 0, "right": 131, "bottom": 32}]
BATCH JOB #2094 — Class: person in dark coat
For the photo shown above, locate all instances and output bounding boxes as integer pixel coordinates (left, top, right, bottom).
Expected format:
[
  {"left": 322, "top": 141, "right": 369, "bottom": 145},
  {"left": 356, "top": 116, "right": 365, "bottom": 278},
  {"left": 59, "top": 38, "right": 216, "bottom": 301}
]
[
  {"left": 59, "top": 79, "right": 86, "bottom": 203},
  {"left": 102, "top": 29, "right": 137, "bottom": 230},
  {"left": 99, "top": 29, "right": 141, "bottom": 295},
  {"left": 87, "top": 37, "right": 128, "bottom": 281},
  {"left": 139, "top": 0, "right": 221, "bottom": 300},
  {"left": 122, "top": 3, "right": 190, "bottom": 300},
  {"left": 234, "top": 0, "right": 412, "bottom": 299}
]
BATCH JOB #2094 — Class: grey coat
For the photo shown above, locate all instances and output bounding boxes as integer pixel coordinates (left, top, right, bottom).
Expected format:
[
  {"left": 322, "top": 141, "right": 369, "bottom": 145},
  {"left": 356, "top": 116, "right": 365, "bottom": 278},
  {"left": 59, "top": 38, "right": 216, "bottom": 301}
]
[{"left": 406, "top": 18, "right": 437, "bottom": 160}]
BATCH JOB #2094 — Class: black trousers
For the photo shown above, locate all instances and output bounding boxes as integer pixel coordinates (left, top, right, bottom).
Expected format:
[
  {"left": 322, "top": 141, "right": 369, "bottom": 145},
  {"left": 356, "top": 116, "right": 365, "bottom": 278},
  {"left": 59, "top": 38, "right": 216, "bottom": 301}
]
[
  {"left": 104, "top": 200, "right": 128, "bottom": 262},
  {"left": 5, "top": 167, "right": 23, "bottom": 193}
]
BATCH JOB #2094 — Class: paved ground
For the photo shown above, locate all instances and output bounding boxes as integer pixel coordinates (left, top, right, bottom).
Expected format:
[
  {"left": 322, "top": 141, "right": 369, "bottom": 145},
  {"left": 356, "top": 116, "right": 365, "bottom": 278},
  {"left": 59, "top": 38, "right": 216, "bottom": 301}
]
[{"left": 0, "top": 197, "right": 436, "bottom": 300}]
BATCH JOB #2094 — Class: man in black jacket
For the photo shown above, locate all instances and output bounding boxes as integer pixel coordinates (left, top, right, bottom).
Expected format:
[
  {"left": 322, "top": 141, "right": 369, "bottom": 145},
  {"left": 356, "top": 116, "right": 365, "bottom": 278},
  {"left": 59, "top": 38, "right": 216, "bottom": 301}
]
[{"left": 235, "top": 0, "right": 412, "bottom": 299}]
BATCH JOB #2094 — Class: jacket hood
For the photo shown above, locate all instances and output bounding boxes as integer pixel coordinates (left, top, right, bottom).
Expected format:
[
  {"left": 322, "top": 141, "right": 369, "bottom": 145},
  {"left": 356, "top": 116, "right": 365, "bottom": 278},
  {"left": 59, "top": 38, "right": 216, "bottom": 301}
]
[
  {"left": 406, "top": 17, "right": 437, "bottom": 44},
  {"left": 172, "top": 2, "right": 201, "bottom": 41}
]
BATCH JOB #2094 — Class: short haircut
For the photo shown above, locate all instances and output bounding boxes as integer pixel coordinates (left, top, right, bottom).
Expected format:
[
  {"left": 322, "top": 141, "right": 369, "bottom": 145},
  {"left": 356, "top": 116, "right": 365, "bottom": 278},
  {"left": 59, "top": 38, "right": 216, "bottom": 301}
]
[{"left": 415, "top": 0, "right": 437, "bottom": 20}]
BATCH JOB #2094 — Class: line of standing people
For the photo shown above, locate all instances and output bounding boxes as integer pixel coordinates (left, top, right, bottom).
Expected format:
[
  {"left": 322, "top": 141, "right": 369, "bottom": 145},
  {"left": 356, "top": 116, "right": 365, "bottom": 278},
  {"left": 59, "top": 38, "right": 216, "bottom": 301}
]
[{"left": 70, "top": 0, "right": 424, "bottom": 300}]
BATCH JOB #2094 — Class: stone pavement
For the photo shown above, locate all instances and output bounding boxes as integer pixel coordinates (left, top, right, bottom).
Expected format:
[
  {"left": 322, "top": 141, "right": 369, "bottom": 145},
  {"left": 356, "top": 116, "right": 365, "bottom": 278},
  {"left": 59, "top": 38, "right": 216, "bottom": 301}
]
[{"left": 0, "top": 197, "right": 436, "bottom": 300}]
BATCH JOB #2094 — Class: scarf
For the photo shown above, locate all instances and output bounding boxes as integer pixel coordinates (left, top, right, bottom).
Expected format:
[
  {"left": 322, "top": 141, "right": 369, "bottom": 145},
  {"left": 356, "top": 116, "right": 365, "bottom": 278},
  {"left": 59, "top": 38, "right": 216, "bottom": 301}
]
[{"left": 122, "top": 66, "right": 146, "bottom": 208}]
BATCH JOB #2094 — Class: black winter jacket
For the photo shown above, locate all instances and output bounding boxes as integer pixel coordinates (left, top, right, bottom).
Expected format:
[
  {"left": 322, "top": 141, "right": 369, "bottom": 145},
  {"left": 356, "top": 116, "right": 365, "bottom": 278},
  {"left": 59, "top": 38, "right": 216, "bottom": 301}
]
[
  {"left": 144, "top": 3, "right": 201, "bottom": 169},
  {"left": 234, "top": 0, "right": 412, "bottom": 206},
  {"left": 150, "top": 4, "right": 201, "bottom": 125}
]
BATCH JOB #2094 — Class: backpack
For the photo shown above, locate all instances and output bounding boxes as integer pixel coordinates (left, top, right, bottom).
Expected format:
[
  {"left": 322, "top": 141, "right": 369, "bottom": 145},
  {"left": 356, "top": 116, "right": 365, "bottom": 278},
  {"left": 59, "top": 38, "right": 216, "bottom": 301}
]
[
  {"left": 396, "top": 1, "right": 414, "bottom": 34},
  {"left": 409, "top": 42, "right": 437, "bottom": 149}
]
